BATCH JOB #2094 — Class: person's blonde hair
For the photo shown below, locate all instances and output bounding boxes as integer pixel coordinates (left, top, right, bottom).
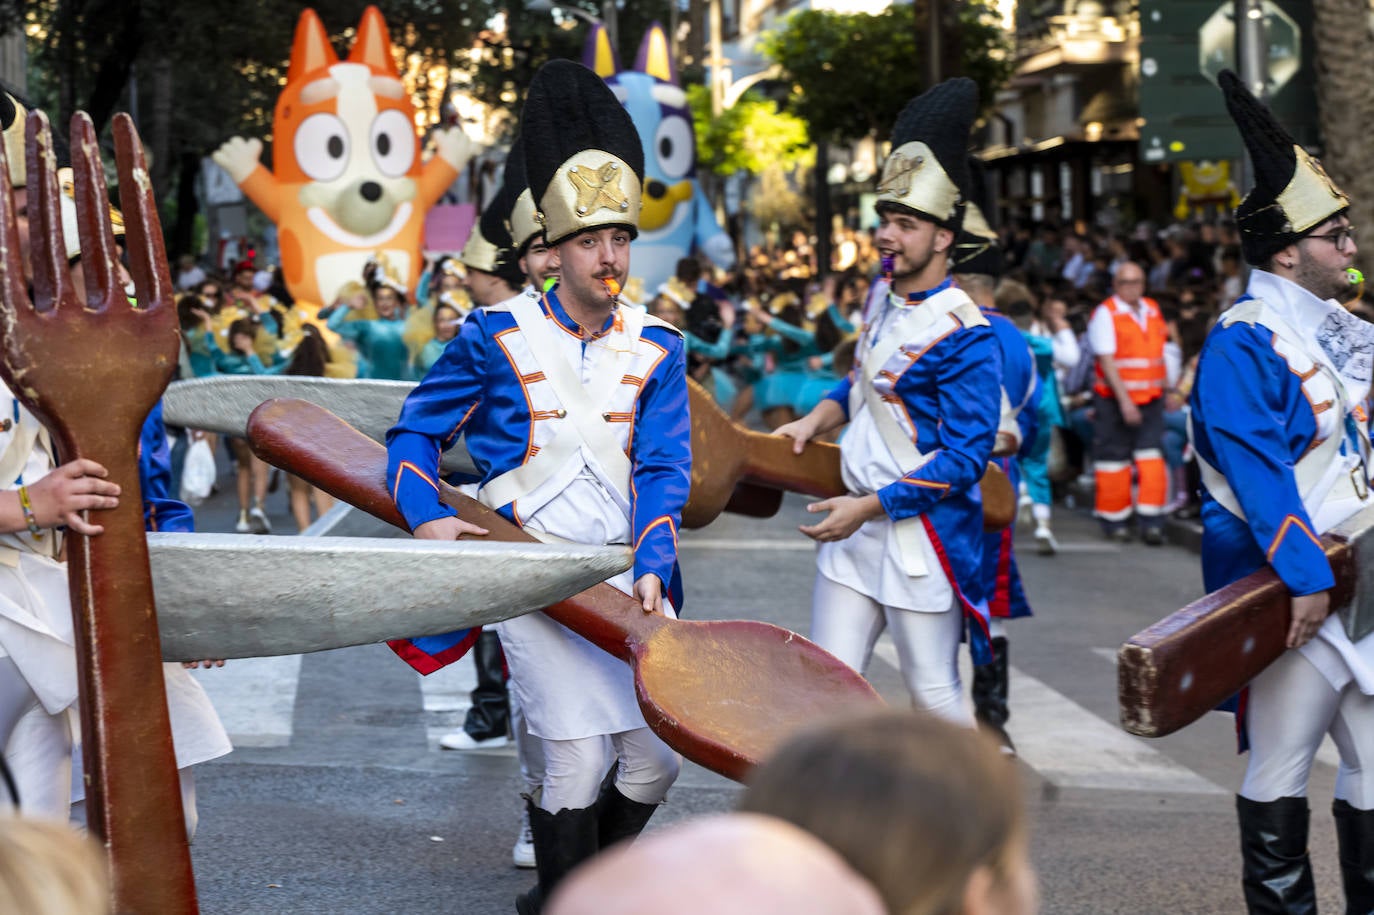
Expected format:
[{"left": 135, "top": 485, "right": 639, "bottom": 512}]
[
  {"left": 739, "top": 710, "right": 1025, "bottom": 915},
  {"left": 0, "top": 817, "right": 109, "bottom": 914},
  {"left": 994, "top": 278, "right": 1034, "bottom": 313}
]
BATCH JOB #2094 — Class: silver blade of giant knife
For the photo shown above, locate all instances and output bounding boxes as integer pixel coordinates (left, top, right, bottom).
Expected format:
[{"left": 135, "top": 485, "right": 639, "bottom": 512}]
[
  {"left": 162, "top": 376, "right": 476, "bottom": 475},
  {"left": 150, "top": 532, "right": 630, "bottom": 660}
]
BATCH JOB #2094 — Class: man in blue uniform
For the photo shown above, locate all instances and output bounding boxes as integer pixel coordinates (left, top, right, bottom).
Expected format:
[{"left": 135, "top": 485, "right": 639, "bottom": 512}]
[
  {"left": 776, "top": 78, "right": 1001, "bottom": 726},
  {"left": 386, "top": 61, "right": 690, "bottom": 914},
  {"left": 1191, "top": 70, "right": 1374, "bottom": 914},
  {"left": 456, "top": 148, "right": 528, "bottom": 311},
  {"left": 952, "top": 157, "right": 1039, "bottom": 753}
]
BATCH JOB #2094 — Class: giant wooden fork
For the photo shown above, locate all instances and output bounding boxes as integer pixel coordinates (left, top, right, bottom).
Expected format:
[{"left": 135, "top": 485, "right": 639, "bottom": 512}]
[{"left": 0, "top": 112, "right": 195, "bottom": 911}]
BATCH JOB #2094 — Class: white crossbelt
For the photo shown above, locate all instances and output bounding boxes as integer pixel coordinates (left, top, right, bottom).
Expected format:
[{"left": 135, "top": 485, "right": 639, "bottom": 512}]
[
  {"left": 851, "top": 290, "right": 987, "bottom": 576},
  {"left": 1189, "top": 298, "right": 1363, "bottom": 523},
  {"left": 477, "top": 299, "right": 643, "bottom": 515}
]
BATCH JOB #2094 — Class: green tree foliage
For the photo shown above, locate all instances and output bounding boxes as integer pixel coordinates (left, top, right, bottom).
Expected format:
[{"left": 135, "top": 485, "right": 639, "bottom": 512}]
[
  {"left": 460, "top": 1, "right": 686, "bottom": 129},
  {"left": 759, "top": 1, "right": 1013, "bottom": 143},
  {"left": 686, "top": 84, "right": 812, "bottom": 178}
]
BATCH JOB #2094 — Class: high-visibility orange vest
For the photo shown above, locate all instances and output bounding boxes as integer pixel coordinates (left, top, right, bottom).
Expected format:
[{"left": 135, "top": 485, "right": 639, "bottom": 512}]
[{"left": 1093, "top": 297, "right": 1167, "bottom": 404}]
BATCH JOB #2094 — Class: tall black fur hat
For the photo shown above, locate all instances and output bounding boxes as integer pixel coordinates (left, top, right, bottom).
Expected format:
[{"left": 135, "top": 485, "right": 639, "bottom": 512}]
[
  {"left": 503, "top": 135, "right": 542, "bottom": 255},
  {"left": 875, "top": 77, "right": 978, "bottom": 231},
  {"left": 952, "top": 155, "right": 1002, "bottom": 277},
  {"left": 1219, "top": 69, "right": 1348, "bottom": 266},
  {"left": 522, "top": 59, "right": 644, "bottom": 246}
]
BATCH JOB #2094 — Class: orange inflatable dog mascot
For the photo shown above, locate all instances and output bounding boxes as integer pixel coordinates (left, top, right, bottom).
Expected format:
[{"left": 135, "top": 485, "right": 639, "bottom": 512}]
[{"left": 213, "top": 6, "right": 474, "bottom": 308}]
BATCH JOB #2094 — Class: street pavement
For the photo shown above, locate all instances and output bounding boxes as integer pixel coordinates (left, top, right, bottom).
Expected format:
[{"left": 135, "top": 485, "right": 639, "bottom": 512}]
[{"left": 177, "top": 459, "right": 1341, "bottom": 914}]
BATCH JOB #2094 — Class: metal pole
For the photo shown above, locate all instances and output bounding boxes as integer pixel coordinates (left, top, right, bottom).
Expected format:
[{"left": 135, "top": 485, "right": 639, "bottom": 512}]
[
  {"left": 709, "top": 0, "right": 724, "bottom": 116},
  {"left": 926, "top": 0, "right": 941, "bottom": 88},
  {"left": 602, "top": 0, "right": 619, "bottom": 55},
  {"left": 669, "top": 0, "right": 679, "bottom": 67},
  {"left": 1234, "top": 0, "right": 1267, "bottom": 190}
]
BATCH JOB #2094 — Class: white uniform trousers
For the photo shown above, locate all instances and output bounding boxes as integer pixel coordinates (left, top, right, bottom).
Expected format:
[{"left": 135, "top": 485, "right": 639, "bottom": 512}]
[
  {"left": 811, "top": 571, "right": 971, "bottom": 726},
  {"left": 1243, "top": 646, "right": 1374, "bottom": 809}
]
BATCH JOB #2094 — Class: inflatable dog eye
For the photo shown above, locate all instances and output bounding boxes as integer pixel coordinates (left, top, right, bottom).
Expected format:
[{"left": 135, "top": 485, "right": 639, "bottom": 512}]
[
  {"left": 585, "top": 23, "right": 735, "bottom": 293},
  {"left": 213, "top": 5, "right": 476, "bottom": 309}
]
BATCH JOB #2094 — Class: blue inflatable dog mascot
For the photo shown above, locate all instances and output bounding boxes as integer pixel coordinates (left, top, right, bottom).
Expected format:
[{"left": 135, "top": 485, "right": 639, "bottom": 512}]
[{"left": 583, "top": 23, "right": 735, "bottom": 293}]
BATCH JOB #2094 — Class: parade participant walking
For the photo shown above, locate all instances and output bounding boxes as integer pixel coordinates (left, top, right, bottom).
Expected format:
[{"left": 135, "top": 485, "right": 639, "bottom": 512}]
[
  {"left": 0, "top": 89, "right": 230, "bottom": 832},
  {"left": 1088, "top": 260, "right": 1169, "bottom": 544},
  {"left": 951, "top": 162, "right": 1038, "bottom": 754},
  {"left": 325, "top": 263, "right": 414, "bottom": 380},
  {"left": 776, "top": 78, "right": 1001, "bottom": 725},
  {"left": 386, "top": 61, "right": 689, "bottom": 913},
  {"left": 1190, "top": 71, "right": 1374, "bottom": 914}
]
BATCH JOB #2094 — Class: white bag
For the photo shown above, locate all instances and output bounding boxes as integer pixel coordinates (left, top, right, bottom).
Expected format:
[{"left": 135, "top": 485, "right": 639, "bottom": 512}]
[{"left": 179, "top": 437, "right": 216, "bottom": 506}]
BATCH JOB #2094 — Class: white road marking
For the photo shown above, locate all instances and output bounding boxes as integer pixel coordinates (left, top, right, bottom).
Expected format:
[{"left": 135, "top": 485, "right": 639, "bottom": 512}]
[
  {"left": 192, "top": 655, "right": 302, "bottom": 748},
  {"left": 872, "top": 638, "right": 1224, "bottom": 794},
  {"left": 417, "top": 655, "right": 478, "bottom": 712}
]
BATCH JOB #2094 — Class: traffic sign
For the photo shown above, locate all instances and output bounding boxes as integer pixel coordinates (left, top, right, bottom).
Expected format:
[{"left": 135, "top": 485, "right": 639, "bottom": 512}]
[
  {"left": 1198, "top": 1, "right": 1301, "bottom": 94},
  {"left": 1138, "top": 0, "right": 1318, "bottom": 164}
]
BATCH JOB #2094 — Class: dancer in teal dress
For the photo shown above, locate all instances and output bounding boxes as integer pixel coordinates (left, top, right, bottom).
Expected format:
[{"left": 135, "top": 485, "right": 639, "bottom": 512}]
[
  {"left": 325, "top": 270, "right": 414, "bottom": 381},
  {"left": 416, "top": 294, "right": 466, "bottom": 376},
  {"left": 748, "top": 294, "right": 821, "bottom": 429}
]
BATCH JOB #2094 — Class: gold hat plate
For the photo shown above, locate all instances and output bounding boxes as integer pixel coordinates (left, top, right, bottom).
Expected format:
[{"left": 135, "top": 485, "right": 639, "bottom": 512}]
[
  {"left": 876, "top": 140, "right": 960, "bottom": 223},
  {"left": 537, "top": 149, "right": 642, "bottom": 245}
]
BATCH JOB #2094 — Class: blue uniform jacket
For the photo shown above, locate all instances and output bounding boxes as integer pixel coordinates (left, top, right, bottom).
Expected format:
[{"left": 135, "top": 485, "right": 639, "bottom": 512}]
[
  {"left": 140, "top": 402, "right": 194, "bottom": 534},
  {"left": 824, "top": 280, "right": 1002, "bottom": 660},
  {"left": 1189, "top": 302, "right": 1343, "bottom": 598},
  {"left": 982, "top": 307, "right": 1039, "bottom": 621},
  {"left": 385, "top": 290, "right": 691, "bottom": 671}
]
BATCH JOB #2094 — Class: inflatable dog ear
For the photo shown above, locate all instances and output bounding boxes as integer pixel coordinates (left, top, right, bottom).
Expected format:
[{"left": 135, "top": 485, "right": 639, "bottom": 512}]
[
  {"left": 213, "top": 5, "right": 477, "bottom": 310},
  {"left": 584, "top": 22, "right": 734, "bottom": 293}
]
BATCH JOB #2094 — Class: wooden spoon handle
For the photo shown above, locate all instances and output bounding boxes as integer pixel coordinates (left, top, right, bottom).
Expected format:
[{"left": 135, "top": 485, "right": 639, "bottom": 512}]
[
  {"left": 739, "top": 430, "right": 846, "bottom": 497},
  {"left": 246, "top": 399, "right": 668, "bottom": 657}
]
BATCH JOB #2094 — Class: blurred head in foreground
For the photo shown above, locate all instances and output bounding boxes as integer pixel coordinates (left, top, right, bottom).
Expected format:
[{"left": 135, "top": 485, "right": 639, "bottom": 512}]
[
  {"left": 0, "top": 816, "right": 108, "bottom": 914},
  {"left": 546, "top": 812, "right": 885, "bottom": 915},
  {"left": 739, "top": 710, "right": 1037, "bottom": 915}
]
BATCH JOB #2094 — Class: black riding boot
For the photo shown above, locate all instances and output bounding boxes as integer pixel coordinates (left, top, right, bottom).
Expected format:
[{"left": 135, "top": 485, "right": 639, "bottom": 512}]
[
  {"left": 972, "top": 636, "right": 1014, "bottom": 752},
  {"left": 1237, "top": 795, "right": 1318, "bottom": 915},
  {"left": 1334, "top": 799, "right": 1374, "bottom": 915},
  {"left": 598, "top": 785, "right": 660, "bottom": 849},
  {"left": 463, "top": 630, "right": 510, "bottom": 741},
  {"left": 514, "top": 799, "right": 599, "bottom": 915}
]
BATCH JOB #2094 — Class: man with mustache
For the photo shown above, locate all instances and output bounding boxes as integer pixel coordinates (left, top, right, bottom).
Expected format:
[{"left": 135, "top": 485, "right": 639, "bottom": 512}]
[{"left": 386, "top": 61, "right": 690, "bottom": 914}]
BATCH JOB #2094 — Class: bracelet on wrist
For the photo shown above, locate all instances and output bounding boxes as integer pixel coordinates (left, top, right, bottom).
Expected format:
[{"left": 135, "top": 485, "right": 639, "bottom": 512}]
[{"left": 17, "top": 486, "right": 43, "bottom": 539}]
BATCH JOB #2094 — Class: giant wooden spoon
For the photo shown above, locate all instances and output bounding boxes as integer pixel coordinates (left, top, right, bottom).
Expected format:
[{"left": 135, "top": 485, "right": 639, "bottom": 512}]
[
  {"left": 687, "top": 377, "right": 1017, "bottom": 531},
  {"left": 247, "top": 398, "right": 884, "bottom": 781}
]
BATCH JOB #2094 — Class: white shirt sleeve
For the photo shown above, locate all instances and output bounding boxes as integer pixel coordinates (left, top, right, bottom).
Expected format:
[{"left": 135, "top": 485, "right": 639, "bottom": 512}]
[
  {"left": 1050, "top": 328, "right": 1081, "bottom": 372},
  {"left": 1164, "top": 341, "right": 1182, "bottom": 389},
  {"left": 1086, "top": 304, "right": 1117, "bottom": 357}
]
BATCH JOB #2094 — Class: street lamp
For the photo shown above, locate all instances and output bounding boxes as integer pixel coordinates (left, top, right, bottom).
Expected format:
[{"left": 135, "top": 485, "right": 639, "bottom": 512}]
[{"left": 525, "top": 0, "right": 618, "bottom": 51}]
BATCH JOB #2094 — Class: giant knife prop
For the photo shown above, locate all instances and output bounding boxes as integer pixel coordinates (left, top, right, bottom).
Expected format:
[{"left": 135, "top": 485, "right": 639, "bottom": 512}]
[
  {"left": 166, "top": 375, "right": 1017, "bottom": 530},
  {"left": 1118, "top": 504, "right": 1371, "bottom": 738},
  {"left": 150, "top": 534, "right": 628, "bottom": 660},
  {"left": 247, "top": 397, "right": 886, "bottom": 781}
]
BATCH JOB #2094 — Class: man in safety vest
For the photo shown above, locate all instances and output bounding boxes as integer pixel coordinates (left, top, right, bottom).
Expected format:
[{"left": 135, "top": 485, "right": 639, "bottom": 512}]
[{"left": 1087, "top": 260, "right": 1169, "bottom": 544}]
